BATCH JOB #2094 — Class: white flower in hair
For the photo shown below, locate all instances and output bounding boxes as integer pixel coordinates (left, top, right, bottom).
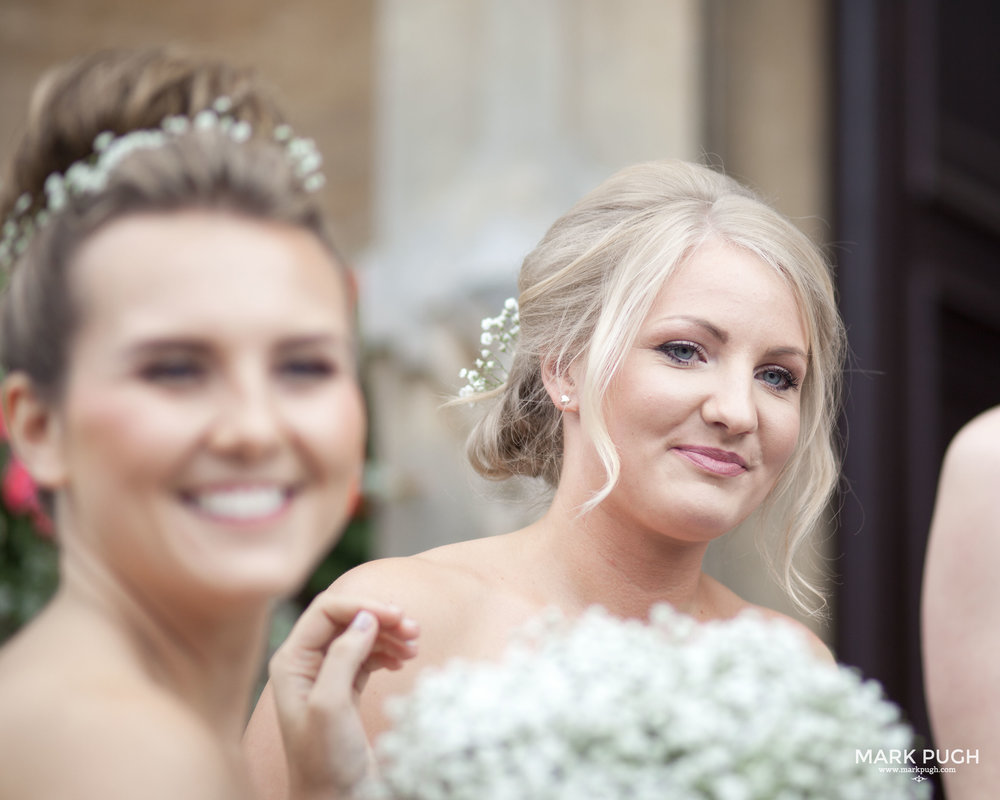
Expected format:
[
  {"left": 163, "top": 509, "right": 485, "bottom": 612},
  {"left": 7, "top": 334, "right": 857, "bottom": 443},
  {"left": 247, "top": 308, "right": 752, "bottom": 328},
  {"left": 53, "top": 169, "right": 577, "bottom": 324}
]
[
  {"left": 193, "top": 108, "right": 218, "bottom": 129},
  {"left": 93, "top": 131, "right": 114, "bottom": 152},
  {"left": 230, "top": 120, "right": 252, "bottom": 143},
  {"left": 459, "top": 297, "right": 519, "bottom": 398},
  {"left": 162, "top": 115, "right": 190, "bottom": 134}
]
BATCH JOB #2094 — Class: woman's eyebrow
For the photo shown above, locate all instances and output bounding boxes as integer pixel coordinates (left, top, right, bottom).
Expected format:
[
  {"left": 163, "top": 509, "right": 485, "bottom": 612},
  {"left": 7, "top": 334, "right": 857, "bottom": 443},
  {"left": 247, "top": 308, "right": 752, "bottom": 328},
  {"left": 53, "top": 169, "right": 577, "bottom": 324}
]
[
  {"left": 658, "top": 315, "right": 728, "bottom": 343},
  {"left": 122, "top": 337, "right": 207, "bottom": 357},
  {"left": 275, "top": 332, "right": 348, "bottom": 348},
  {"left": 657, "top": 316, "right": 808, "bottom": 360},
  {"left": 765, "top": 345, "right": 809, "bottom": 361}
]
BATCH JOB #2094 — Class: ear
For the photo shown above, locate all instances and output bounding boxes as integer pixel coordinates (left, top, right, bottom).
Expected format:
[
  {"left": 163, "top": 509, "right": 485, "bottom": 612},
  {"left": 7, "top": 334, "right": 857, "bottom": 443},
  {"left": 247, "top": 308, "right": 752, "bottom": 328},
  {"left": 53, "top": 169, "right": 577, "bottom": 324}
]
[
  {"left": 1, "top": 374, "right": 69, "bottom": 490},
  {"left": 540, "top": 355, "right": 578, "bottom": 413}
]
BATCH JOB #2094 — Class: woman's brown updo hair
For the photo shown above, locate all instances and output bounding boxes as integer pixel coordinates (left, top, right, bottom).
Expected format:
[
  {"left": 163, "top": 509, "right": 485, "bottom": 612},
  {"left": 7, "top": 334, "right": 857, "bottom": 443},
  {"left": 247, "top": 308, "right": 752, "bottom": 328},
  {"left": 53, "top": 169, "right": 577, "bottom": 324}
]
[{"left": 0, "top": 47, "right": 342, "bottom": 401}]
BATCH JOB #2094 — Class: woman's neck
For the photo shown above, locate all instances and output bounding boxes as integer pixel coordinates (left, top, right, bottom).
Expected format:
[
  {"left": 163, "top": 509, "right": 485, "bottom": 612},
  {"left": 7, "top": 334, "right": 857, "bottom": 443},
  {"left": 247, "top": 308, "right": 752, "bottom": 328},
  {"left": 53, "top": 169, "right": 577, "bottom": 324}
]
[
  {"left": 527, "top": 485, "right": 715, "bottom": 621},
  {"left": 55, "top": 546, "right": 270, "bottom": 741}
]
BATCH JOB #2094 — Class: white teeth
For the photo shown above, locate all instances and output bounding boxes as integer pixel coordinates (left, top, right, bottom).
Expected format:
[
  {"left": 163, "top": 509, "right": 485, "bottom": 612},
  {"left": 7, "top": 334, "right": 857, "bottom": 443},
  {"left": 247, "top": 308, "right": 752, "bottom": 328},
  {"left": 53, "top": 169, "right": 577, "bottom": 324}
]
[{"left": 190, "top": 487, "right": 286, "bottom": 520}]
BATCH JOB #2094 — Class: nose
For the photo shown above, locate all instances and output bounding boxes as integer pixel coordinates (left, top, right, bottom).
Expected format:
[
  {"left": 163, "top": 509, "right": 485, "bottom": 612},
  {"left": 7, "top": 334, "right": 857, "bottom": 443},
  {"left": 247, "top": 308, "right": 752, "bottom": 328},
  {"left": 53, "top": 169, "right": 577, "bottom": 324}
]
[
  {"left": 207, "top": 371, "right": 283, "bottom": 461},
  {"left": 700, "top": 368, "right": 758, "bottom": 435}
]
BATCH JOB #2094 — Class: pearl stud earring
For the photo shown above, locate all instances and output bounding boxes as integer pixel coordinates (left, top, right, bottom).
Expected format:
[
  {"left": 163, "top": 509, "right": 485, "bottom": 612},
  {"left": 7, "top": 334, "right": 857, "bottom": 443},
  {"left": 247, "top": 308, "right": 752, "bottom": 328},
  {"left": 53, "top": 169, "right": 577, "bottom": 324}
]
[{"left": 560, "top": 394, "right": 570, "bottom": 406}]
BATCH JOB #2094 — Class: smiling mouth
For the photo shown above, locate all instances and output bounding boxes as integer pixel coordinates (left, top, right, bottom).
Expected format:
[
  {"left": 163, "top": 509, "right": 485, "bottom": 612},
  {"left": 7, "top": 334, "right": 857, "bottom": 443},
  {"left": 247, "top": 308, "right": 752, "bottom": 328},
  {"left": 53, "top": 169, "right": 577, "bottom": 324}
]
[
  {"left": 183, "top": 486, "right": 294, "bottom": 522},
  {"left": 673, "top": 447, "right": 748, "bottom": 477}
]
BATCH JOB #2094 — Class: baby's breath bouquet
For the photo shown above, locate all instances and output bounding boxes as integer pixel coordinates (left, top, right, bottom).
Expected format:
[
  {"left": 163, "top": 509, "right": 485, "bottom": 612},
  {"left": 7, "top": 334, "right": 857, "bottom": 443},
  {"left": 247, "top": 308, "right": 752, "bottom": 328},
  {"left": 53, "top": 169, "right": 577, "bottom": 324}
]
[{"left": 369, "top": 606, "right": 927, "bottom": 800}]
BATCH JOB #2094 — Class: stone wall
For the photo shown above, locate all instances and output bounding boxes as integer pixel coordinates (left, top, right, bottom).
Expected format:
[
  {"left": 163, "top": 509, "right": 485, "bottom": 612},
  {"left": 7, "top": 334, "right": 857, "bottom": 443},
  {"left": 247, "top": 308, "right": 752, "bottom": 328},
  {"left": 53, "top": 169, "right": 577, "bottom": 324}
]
[
  {"left": 0, "top": 0, "right": 374, "bottom": 254},
  {"left": 0, "top": 0, "right": 833, "bottom": 636}
]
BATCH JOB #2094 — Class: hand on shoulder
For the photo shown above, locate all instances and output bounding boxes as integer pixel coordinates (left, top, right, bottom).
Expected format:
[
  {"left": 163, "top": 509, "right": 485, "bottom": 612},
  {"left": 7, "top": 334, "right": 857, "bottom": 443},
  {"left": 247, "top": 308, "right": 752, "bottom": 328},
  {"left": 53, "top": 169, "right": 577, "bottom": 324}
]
[
  {"left": 268, "top": 590, "right": 419, "bottom": 800},
  {"left": 325, "top": 552, "right": 498, "bottom": 739},
  {"left": 244, "top": 584, "right": 421, "bottom": 800}
]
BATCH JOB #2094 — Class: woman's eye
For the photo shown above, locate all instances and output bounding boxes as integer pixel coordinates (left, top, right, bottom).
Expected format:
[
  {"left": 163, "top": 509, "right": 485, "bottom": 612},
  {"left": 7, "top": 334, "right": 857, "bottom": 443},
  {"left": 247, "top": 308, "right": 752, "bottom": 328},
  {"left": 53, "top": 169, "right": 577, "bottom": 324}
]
[
  {"left": 758, "top": 366, "right": 799, "bottom": 391},
  {"left": 658, "top": 341, "right": 702, "bottom": 365},
  {"left": 140, "top": 360, "right": 203, "bottom": 384},
  {"left": 279, "top": 358, "right": 336, "bottom": 380}
]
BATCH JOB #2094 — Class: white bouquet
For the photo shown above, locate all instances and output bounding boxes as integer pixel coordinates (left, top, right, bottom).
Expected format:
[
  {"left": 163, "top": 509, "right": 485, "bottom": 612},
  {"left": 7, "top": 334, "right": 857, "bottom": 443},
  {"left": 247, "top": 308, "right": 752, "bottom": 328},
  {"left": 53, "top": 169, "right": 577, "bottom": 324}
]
[{"left": 368, "top": 605, "right": 928, "bottom": 800}]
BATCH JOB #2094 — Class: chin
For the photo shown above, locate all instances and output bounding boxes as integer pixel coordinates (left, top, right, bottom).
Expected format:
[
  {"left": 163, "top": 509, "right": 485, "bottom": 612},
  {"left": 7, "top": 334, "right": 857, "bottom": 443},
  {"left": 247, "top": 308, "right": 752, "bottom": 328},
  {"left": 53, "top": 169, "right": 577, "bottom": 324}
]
[
  {"left": 664, "top": 508, "right": 750, "bottom": 542},
  {"left": 189, "top": 549, "right": 321, "bottom": 606},
  {"left": 199, "top": 574, "right": 307, "bottom": 611}
]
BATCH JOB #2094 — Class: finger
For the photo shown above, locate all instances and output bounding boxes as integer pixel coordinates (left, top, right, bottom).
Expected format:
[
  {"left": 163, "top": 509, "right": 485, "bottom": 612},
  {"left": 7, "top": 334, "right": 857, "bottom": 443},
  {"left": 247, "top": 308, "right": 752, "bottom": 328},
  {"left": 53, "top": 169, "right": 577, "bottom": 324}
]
[
  {"left": 272, "top": 609, "right": 378, "bottom": 717},
  {"left": 321, "top": 593, "right": 411, "bottom": 631},
  {"left": 360, "top": 651, "right": 410, "bottom": 674},
  {"left": 316, "top": 592, "right": 419, "bottom": 645},
  {"left": 306, "top": 610, "right": 381, "bottom": 712},
  {"left": 367, "top": 630, "right": 419, "bottom": 662},
  {"left": 375, "top": 614, "right": 421, "bottom": 641},
  {"left": 278, "top": 593, "right": 404, "bottom": 660}
]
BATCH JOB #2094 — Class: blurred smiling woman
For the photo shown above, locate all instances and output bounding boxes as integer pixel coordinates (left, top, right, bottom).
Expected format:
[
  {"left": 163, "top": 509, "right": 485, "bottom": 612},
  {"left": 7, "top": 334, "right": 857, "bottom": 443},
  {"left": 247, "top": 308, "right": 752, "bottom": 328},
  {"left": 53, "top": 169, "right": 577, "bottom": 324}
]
[{"left": 0, "top": 48, "right": 416, "bottom": 800}]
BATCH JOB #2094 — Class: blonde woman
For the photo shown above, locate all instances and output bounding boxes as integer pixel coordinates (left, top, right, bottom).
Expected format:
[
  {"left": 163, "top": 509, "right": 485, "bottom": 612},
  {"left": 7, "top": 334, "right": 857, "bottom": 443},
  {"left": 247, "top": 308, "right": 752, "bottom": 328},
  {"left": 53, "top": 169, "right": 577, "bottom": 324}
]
[
  {"left": 247, "top": 159, "right": 847, "bottom": 796},
  {"left": 0, "top": 49, "right": 416, "bottom": 800}
]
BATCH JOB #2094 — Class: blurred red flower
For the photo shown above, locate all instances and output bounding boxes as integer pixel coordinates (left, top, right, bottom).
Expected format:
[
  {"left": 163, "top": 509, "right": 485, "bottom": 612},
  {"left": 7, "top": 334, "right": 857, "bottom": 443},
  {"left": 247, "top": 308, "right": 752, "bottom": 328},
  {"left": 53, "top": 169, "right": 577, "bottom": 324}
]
[{"left": 0, "top": 415, "right": 52, "bottom": 536}]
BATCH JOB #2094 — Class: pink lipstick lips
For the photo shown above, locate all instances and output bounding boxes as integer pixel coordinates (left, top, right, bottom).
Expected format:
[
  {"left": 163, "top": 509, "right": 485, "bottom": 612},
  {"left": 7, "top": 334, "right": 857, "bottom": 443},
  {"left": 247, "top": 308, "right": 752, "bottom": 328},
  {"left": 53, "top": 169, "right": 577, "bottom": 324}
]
[{"left": 673, "top": 446, "right": 747, "bottom": 477}]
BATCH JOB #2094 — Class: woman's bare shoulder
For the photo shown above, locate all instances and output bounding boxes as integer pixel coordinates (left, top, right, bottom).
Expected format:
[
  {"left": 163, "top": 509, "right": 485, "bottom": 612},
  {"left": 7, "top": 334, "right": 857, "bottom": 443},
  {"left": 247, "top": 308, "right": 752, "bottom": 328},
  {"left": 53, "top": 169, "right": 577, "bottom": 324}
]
[
  {"left": 332, "top": 535, "right": 532, "bottom": 739},
  {"left": 331, "top": 534, "right": 519, "bottom": 610},
  {"left": 0, "top": 663, "right": 233, "bottom": 799},
  {"left": 750, "top": 605, "right": 834, "bottom": 664},
  {"left": 698, "top": 574, "right": 834, "bottom": 664},
  {"left": 953, "top": 403, "right": 1000, "bottom": 440},
  {"left": 929, "top": 405, "right": 1000, "bottom": 552},
  {"left": 943, "top": 405, "right": 1000, "bottom": 471}
]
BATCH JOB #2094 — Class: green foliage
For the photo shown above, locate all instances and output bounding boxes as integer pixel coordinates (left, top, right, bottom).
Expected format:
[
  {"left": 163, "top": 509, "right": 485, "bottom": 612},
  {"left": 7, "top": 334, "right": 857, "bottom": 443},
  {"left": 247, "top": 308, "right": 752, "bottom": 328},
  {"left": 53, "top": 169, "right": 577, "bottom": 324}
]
[
  {"left": 0, "top": 510, "right": 58, "bottom": 643},
  {"left": 296, "top": 503, "right": 372, "bottom": 607}
]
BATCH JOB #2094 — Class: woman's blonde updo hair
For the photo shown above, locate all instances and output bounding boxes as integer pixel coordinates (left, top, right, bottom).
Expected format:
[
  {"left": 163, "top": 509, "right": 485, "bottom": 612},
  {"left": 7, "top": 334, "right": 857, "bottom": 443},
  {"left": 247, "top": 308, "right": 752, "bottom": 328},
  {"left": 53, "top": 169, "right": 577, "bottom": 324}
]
[
  {"left": 0, "top": 47, "right": 342, "bottom": 400},
  {"left": 465, "top": 160, "right": 846, "bottom": 612}
]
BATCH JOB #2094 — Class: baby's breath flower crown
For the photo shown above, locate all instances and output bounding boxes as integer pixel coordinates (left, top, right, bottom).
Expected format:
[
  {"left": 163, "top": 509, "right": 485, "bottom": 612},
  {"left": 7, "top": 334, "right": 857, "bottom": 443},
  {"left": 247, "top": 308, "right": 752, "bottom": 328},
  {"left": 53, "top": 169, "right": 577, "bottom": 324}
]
[
  {"left": 0, "top": 96, "right": 326, "bottom": 271},
  {"left": 458, "top": 297, "right": 519, "bottom": 398}
]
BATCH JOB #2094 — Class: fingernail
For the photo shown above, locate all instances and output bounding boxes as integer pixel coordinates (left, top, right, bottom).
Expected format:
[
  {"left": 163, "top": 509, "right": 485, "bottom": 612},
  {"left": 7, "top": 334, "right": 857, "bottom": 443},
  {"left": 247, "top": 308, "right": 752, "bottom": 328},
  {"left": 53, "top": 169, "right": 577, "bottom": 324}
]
[{"left": 352, "top": 610, "right": 376, "bottom": 631}]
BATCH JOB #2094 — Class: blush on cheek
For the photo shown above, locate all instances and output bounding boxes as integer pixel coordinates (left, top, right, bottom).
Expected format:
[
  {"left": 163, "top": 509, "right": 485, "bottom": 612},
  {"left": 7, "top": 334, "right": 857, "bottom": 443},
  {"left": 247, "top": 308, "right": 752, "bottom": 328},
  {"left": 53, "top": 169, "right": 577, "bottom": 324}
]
[
  {"left": 63, "top": 388, "right": 190, "bottom": 488},
  {"left": 69, "top": 394, "right": 163, "bottom": 448}
]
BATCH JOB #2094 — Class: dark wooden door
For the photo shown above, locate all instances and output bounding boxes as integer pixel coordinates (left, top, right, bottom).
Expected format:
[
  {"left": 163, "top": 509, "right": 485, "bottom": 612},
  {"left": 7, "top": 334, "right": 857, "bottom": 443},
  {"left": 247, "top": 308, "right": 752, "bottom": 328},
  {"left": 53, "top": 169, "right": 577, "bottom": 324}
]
[{"left": 834, "top": 0, "right": 1000, "bottom": 788}]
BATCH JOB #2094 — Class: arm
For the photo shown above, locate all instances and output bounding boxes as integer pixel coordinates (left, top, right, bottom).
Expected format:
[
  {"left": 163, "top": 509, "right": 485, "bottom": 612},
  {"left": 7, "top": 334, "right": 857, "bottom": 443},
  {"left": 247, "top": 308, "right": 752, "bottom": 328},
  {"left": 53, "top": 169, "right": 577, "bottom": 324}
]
[
  {"left": 244, "top": 586, "right": 418, "bottom": 800},
  {"left": 922, "top": 407, "right": 1000, "bottom": 799}
]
